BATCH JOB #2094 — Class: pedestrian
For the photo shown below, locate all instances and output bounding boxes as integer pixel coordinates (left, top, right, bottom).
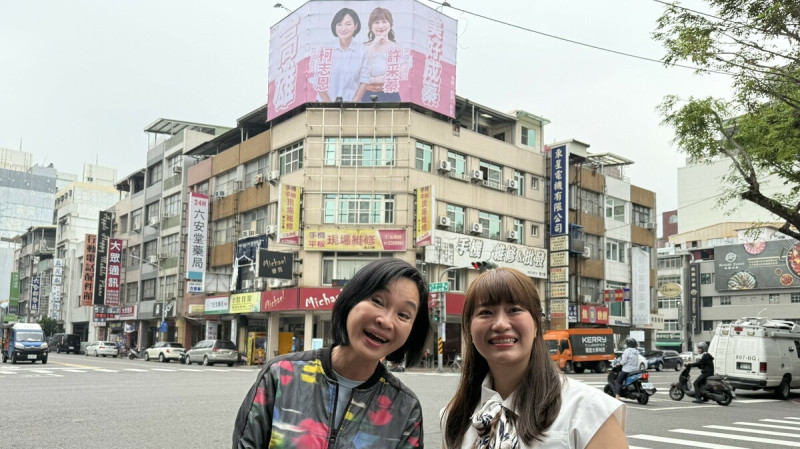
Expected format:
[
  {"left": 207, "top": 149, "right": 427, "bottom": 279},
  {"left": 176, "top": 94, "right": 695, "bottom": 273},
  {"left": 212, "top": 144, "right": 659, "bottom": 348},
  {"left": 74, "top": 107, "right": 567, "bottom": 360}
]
[
  {"left": 232, "top": 258, "right": 431, "bottom": 448},
  {"left": 441, "top": 268, "right": 627, "bottom": 449}
]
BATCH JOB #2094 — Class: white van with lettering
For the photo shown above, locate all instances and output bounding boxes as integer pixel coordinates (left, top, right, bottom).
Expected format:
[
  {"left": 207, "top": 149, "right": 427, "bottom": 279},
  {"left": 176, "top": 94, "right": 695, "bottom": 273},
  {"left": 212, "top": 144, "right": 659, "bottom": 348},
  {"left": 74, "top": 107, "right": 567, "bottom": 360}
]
[{"left": 708, "top": 317, "right": 800, "bottom": 400}]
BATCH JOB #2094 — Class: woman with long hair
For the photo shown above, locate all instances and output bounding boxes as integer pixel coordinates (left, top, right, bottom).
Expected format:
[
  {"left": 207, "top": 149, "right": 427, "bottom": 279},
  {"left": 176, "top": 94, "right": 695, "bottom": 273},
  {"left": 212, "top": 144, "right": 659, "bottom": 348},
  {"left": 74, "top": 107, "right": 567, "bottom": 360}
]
[
  {"left": 441, "top": 268, "right": 627, "bottom": 448},
  {"left": 354, "top": 7, "right": 402, "bottom": 102}
]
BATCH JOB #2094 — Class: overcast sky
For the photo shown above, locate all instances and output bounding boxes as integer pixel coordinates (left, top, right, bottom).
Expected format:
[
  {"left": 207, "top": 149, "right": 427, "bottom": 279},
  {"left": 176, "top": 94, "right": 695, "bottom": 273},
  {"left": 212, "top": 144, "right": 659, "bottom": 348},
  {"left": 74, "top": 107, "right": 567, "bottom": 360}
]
[{"left": 1, "top": 0, "right": 731, "bottom": 222}]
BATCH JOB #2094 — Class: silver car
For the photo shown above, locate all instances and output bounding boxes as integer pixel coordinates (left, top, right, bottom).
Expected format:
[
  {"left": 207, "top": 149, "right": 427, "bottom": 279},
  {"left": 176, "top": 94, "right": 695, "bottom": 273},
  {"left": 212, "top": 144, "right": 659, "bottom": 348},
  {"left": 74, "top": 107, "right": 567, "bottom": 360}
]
[
  {"left": 85, "top": 341, "right": 119, "bottom": 358},
  {"left": 183, "top": 340, "right": 238, "bottom": 367}
]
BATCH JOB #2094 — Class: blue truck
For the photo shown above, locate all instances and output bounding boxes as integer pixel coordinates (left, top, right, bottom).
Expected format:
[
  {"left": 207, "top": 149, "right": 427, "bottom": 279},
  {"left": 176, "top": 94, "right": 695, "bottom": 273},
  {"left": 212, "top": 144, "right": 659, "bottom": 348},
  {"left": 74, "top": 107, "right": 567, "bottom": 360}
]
[{"left": 1, "top": 322, "right": 49, "bottom": 364}]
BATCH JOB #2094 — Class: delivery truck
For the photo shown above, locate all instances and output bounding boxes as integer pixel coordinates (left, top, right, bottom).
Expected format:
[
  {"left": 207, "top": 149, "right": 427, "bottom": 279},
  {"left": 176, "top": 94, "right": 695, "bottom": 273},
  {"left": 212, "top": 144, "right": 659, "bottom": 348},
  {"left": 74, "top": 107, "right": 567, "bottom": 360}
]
[
  {"left": 1, "top": 322, "right": 49, "bottom": 364},
  {"left": 544, "top": 328, "right": 615, "bottom": 374}
]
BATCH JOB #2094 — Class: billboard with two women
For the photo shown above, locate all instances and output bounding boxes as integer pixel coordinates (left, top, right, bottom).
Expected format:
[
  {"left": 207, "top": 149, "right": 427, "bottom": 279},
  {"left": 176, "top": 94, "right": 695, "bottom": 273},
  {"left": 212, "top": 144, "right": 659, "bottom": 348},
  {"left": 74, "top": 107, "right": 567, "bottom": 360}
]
[{"left": 268, "top": 0, "right": 457, "bottom": 120}]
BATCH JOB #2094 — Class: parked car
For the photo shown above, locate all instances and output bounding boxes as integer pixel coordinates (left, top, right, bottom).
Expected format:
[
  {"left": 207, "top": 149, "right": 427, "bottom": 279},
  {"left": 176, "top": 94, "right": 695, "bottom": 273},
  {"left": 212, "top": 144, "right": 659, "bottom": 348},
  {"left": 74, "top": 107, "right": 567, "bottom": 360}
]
[
  {"left": 85, "top": 341, "right": 119, "bottom": 358},
  {"left": 143, "top": 342, "right": 184, "bottom": 363},
  {"left": 611, "top": 350, "right": 647, "bottom": 371},
  {"left": 644, "top": 350, "right": 683, "bottom": 371},
  {"left": 183, "top": 339, "right": 238, "bottom": 367},
  {"left": 49, "top": 333, "right": 82, "bottom": 354}
]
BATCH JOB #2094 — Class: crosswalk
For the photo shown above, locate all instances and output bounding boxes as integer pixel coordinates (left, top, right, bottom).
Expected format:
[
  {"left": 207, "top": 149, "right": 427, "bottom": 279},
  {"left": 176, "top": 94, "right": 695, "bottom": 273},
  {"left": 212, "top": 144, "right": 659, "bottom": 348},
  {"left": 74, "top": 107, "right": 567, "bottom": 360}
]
[
  {"left": 0, "top": 365, "right": 253, "bottom": 378},
  {"left": 628, "top": 416, "right": 800, "bottom": 448}
]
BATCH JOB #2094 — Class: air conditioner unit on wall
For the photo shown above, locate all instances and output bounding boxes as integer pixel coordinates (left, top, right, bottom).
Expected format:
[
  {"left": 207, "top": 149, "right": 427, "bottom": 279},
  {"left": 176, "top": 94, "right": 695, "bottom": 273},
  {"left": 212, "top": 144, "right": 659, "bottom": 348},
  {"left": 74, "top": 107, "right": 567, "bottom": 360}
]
[
  {"left": 506, "top": 179, "right": 519, "bottom": 190},
  {"left": 253, "top": 173, "right": 264, "bottom": 185},
  {"left": 214, "top": 191, "right": 225, "bottom": 199},
  {"left": 582, "top": 246, "right": 592, "bottom": 258},
  {"left": 643, "top": 222, "right": 656, "bottom": 230},
  {"left": 172, "top": 166, "right": 182, "bottom": 174},
  {"left": 471, "top": 223, "right": 483, "bottom": 234},
  {"left": 438, "top": 160, "right": 452, "bottom": 172},
  {"left": 148, "top": 217, "right": 159, "bottom": 226},
  {"left": 157, "top": 252, "right": 167, "bottom": 260},
  {"left": 438, "top": 216, "right": 452, "bottom": 227},
  {"left": 241, "top": 230, "right": 253, "bottom": 238},
  {"left": 471, "top": 170, "right": 484, "bottom": 182},
  {"left": 506, "top": 230, "right": 519, "bottom": 240},
  {"left": 265, "top": 225, "right": 278, "bottom": 235},
  {"left": 267, "top": 170, "right": 281, "bottom": 182},
  {"left": 147, "top": 255, "right": 159, "bottom": 265},
  {"left": 242, "top": 280, "right": 253, "bottom": 289},
  {"left": 255, "top": 278, "right": 266, "bottom": 290}
]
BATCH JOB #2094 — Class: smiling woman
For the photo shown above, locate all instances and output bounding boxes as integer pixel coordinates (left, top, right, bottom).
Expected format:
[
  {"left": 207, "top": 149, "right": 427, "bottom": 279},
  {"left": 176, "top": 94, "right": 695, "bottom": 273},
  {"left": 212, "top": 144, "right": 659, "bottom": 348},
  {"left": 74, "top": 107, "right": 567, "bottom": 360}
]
[{"left": 232, "top": 258, "right": 431, "bottom": 449}]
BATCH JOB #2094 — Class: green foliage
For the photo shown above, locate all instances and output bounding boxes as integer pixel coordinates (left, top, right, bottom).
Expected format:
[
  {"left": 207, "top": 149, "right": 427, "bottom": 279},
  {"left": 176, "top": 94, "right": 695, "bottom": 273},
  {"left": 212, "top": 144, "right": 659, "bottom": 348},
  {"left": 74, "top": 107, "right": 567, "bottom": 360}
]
[
  {"left": 37, "top": 316, "right": 62, "bottom": 337},
  {"left": 654, "top": 0, "right": 800, "bottom": 239}
]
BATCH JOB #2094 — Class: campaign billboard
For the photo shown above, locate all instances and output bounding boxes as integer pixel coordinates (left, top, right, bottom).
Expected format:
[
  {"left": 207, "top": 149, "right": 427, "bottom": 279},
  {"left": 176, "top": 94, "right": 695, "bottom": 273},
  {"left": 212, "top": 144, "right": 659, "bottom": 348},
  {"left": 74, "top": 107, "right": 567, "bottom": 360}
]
[
  {"left": 267, "top": 0, "right": 457, "bottom": 120},
  {"left": 714, "top": 239, "right": 800, "bottom": 291}
]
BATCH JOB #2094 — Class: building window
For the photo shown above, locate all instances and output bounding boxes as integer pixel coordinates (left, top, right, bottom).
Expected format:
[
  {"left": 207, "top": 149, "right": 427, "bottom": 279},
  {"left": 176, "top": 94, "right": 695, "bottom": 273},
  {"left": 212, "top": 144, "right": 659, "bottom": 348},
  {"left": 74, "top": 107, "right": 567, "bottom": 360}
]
[
  {"left": 279, "top": 141, "right": 304, "bottom": 174},
  {"left": 125, "top": 283, "right": 138, "bottom": 304},
  {"left": 658, "top": 257, "right": 682, "bottom": 269},
  {"left": 142, "top": 279, "right": 156, "bottom": 300},
  {"left": 605, "top": 197, "right": 626, "bottom": 221},
  {"left": 576, "top": 188, "right": 602, "bottom": 216},
  {"left": 521, "top": 126, "right": 536, "bottom": 148},
  {"left": 658, "top": 298, "right": 679, "bottom": 309},
  {"left": 478, "top": 211, "right": 502, "bottom": 240},
  {"left": 664, "top": 319, "right": 679, "bottom": 331},
  {"left": 720, "top": 296, "right": 731, "bottom": 305},
  {"left": 702, "top": 296, "right": 712, "bottom": 307},
  {"left": 145, "top": 201, "right": 160, "bottom": 226},
  {"left": 415, "top": 141, "right": 433, "bottom": 172},
  {"left": 792, "top": 292, "right": 800, "bottom": 303},
  {"left": 446, "top": 151, "right": 467, "bottom": 179},
  {"left": 512, "top": 171, "right": 525, "bottom": 196},
  {"left": 702, "top": 321, "right": 715, "bottom": 331},
  {"left": 164, "top": 194, "right": 181, "bottom": 218},
  {"left": 195, "top": 181, "right": 209, "bottom": 195},
  {"left": 143, "top": 240, "right": 158, "bottom": 260},
  {"left": 530, "top": 224, "right": 539, "bottom": 238},
  {"left": 321, "top": 253, "right": 392, "bottom": 284},
  {"left": 162, "top": 233, "right": 179, "bottom": 258},
  {"left": 162, "top": 275, "right": 178, "bottom": 300},
  {"left": 245, "top": 155, "right": 270, "bottom": 183},
  {"left": 119, "top": 214, "right": 129, "bottom": 234},
  {"left": 512, "top": 218, "right": 524, "bottom": 244},
  {"left": 324, "top": 137, "right": 396, "bottom": 166},
  {"left": 214, "top": 169, "right": 237, "bottom": 196},
  {"left": 212, "top": 217, "right": 235, "bottom": 245},
  {"left": 530, "top": 176, "right": 539, "bottom": 190},
  {"left": 167, "top": 156, "right": 181, "bottom": 174},
  {"left": 657, "top": 275, "right": 681, "bottom": 288},
  {"left": 769, "top": 293, "right": 780, "bottom": 304},
  {"left": 242, "top": 207, "right": 270, "bottom": 236},
  {"left": 583, "top": 234, "right": 601, "bottom": 260},
  {"left": 605, "top": 239, "right": 626, "bottom": 262},
  {"left": 478, "top": 160, "right": 502, "bottom": 189},
  {"left": 147, "top": 162, "right": 163, "bottom": 187},
  {"left": 633, "top": 204, "right": 651, "bottom": 227},
  {"left": 580, "top": 277, "right": 602, "bottom": 303},
  {"left": 323, "top": 194, "right": 395, "bottom": 224},
  {"left": 447, "top": 269, "right": 465, "bottom": 292},
  {"left": 446, "top": 204, "right": 465, "bottom": 234},
  {"left": 700, "top": 273, "right": 713, "bottom": 284}
]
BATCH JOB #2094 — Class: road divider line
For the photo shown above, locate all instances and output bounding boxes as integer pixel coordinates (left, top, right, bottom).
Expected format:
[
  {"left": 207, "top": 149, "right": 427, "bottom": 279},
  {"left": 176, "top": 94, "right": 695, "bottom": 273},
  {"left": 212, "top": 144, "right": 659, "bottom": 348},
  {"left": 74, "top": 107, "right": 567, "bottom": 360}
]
[
  {"left": 62, "top": 369, "right": 87, "bottom": 373},
  {"left": 124, "top": 369, "right": 149, "bottom": 372},
  {"left": 150, "top": 368, "right": 176, "bottom": 372},
  {"left": 94, "top": 369, "right": 118, "bottom": 372},
  {"left": 735, "top": 422, "right": 800, "bottom": 431},
  {"left": 704, "top": 425, "right": 800, "bottom": 438},
  {"left": 759, "top": 419, "right": 800, "bottom": 425},
  {"left": 30, "top": 370, "right": 52, "bottom": 374},
  {"left": 671, "top": 428, "right": 799, "bottom": 446},
  {"left": 628, "top": 433, "right": 749, "bottom": 448},
  {"left": 0, "top": 371, "right": 18, "bottom": 375}
]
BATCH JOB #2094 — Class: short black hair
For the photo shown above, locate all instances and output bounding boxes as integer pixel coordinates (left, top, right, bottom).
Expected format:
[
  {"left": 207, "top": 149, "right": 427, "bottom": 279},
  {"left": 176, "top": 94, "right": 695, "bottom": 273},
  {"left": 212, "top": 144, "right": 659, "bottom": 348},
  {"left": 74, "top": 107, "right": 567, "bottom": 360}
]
[
  {"left": 331, "top": 258, "right": 430, "bottom": 366},
  {"left": 330, "top": 8, "right": 361, "bottom": 38}
]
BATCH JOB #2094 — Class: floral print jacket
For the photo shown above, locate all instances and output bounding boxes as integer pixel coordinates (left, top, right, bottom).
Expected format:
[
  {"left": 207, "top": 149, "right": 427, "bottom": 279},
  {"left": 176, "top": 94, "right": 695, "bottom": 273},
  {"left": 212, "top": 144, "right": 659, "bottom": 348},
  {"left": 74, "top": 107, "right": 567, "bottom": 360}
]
[{"left": 232, "top": 347, "right": 423, "bottom": 448}]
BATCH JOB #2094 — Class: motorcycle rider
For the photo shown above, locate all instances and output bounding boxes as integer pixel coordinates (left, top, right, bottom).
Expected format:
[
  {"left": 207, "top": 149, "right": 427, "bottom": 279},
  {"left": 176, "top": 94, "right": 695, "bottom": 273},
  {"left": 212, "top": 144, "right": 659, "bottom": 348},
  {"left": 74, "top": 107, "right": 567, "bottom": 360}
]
[
  {"left": 689, "top": 342, "right": 714, "bottom": 403},
  {"left": 615, "top": 337, "right": 640, "bottom": 399}
]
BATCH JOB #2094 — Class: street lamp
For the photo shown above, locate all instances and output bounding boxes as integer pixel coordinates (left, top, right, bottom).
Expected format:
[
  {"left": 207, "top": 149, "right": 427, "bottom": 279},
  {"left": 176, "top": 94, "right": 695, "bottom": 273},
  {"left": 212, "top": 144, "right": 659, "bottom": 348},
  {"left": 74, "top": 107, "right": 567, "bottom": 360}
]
[{"left": 127, "top": 252, "right": 168, "bottom": 342}]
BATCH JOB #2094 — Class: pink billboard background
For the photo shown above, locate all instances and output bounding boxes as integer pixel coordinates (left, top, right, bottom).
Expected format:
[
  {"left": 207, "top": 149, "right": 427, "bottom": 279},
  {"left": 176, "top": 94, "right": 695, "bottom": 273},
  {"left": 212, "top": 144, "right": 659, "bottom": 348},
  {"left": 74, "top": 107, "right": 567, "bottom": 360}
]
[{"left": 267, "top": 0, "right": 457, "bottom": 120}]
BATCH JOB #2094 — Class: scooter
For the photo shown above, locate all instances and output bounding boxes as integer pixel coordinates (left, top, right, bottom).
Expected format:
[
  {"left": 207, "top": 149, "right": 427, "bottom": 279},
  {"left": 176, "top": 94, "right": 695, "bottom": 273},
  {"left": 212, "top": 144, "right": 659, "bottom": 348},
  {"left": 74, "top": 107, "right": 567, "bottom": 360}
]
[
  {"left": 669, "top": 365, "right": 735, "bottom": 406},
  {"left": 127, "top": 347, "right": 143, "bottom": 360},
  {"left": 604, "top": 367, "right": 657, "bottom": 404}
]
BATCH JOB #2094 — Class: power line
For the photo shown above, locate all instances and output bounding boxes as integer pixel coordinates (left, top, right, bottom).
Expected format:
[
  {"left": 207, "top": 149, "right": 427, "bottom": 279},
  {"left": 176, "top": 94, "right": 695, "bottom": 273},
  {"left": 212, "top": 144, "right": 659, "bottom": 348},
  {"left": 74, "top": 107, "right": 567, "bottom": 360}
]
[{"left": 428, "top": 0, "right": 734, "bottom": 76}]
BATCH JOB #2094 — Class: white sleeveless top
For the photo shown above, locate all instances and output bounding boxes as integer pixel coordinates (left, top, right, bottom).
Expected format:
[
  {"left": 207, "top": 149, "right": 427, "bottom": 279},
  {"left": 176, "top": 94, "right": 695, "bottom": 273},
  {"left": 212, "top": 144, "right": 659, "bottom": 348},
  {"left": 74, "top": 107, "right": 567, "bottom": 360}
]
[{"left": 442, "top": 374, "right": 626, "bottom": 449}]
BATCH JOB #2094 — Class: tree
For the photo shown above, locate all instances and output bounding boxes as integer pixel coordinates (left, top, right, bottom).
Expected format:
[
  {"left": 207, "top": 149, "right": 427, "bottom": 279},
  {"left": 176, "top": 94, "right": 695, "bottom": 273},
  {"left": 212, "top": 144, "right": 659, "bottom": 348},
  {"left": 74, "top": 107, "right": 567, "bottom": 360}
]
[
  {"left": 37, "top": 316, "right": 62, "bottom": 337},
  {"left": 654, "top": 0, "right": 800, "bottom": 240}
]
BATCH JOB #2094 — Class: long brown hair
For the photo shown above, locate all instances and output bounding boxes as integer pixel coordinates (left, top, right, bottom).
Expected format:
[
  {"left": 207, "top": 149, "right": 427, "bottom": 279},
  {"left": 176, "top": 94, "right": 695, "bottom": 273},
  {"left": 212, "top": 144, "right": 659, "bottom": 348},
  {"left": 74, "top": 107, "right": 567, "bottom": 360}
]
[
  {"left": 442, "top": 268, "right": 562, "bottom": 448},
  {"left": 365, "top": 7, "right": 396, "bottom": 43}
]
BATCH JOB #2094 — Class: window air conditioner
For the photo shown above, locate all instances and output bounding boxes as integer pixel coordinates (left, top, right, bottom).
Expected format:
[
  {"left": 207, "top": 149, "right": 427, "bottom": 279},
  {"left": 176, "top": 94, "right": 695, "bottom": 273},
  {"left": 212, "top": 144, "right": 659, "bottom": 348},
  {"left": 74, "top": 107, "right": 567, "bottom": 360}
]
[
  {"left": 157, "top": 252, "right": 167, "bottom": 260},
  {"left": 438, "top": 216, "right": 452, "bottom": 227},
  {"left": 148, "top": 217, "right": 159, "bottom": 226},
  {"left": 471, "top": 170, "right": 484, "bottom": 182},
  {"left": 147, "top": 255, "right": 159, "bottom": 265},
  {"left": 267, "top": 170, "right": 281, "bottom": 182},
  {"left": 506, "top": 179, "right": 519, "bottom": 190},
  {"left": 253, "top": 173, "right": 264, "bottom": 185},
  {"left": 582, "top": 246, "right": 592, "bottom": 258},
  {"left": 233, "top": 181, "right": 244, "bottom": 192},
  {"left": 643, "top": 222, "right": 656, "bottom": 230},
  {"left": 506, "top": 230, "right": 519, "bottom": 240},
  {"left": 265, "top": 225, "right": 278, "bottom": 235},
  {"left": 241, "top": 230, "right": 253, "bottom": 238},
  {"left": 214, "top": 191, "right": 225, "bottom": 199},
  {"left": 438, "top": 160, "right": 452, "bottom": 172},
  {"left": 470, "top": 223, "right": 483, "bottom": 234},
  {"left": 242, "top": 280, "right": 253, "bottom": 289},
  {"left": 255, "top": 279, "right": 266, "bottom": 290},
  {"left": 172, "top": 166, "right": 182, "bottom": 174}
]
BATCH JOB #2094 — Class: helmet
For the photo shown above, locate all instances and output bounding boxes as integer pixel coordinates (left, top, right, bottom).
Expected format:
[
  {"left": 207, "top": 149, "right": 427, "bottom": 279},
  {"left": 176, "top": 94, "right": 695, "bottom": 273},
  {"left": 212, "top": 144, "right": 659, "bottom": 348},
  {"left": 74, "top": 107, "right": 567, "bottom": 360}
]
[
  {"left": 697, "top": 342, "right": 708, "bottom": 352},
  {"left": 625, "top": 337, "right": 638, "bottom": 348}
]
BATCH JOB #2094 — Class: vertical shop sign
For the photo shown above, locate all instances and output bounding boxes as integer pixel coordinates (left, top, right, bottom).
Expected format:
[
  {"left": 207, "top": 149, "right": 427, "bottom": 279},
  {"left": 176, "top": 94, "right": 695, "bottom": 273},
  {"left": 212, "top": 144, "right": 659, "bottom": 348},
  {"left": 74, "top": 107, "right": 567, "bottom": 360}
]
[
  {"left": 278, "top": 184, "right": 302, "bottom": 245},
  {"left": 93, "top": 211, "right": 113, "bottom": 305},
  {"left": 82, "top": 234, "right": 97, "bottom": 307},
  {"left": 105, "top": 238, "right": 123, "bottom": 306},
  {"left": 186, "top": 192, "right": 209, "bottom": 294}
]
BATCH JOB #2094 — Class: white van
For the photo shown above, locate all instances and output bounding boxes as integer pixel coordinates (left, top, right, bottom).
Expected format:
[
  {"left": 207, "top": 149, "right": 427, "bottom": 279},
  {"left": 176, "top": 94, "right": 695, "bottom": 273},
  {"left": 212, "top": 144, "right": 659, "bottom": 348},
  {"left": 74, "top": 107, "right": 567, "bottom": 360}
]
[{"left": 708, "top": 317, "right": 800, "bottom": 400}]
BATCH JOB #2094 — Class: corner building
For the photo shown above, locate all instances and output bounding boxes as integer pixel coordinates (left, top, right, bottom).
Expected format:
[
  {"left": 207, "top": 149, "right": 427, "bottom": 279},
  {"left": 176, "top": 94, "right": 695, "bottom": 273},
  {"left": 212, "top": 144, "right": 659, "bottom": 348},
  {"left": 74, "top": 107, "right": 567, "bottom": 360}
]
[{"left": 183, "top": 100, "right": 550, "bottom": 362}]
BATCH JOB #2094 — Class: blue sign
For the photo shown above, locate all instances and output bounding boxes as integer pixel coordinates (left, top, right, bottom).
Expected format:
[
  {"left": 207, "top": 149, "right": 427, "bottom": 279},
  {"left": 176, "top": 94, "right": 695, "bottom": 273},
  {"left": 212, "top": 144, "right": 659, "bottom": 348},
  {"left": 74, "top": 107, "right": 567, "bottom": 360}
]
[
  {"left": 549, "top": 145, "right": 569, "bottom": 236},
  {"left": 568, "top": 303, "right": 578, "bottom": 323},
  {"left": 160, "top": 321, "right": 168, "bottom": 333}
]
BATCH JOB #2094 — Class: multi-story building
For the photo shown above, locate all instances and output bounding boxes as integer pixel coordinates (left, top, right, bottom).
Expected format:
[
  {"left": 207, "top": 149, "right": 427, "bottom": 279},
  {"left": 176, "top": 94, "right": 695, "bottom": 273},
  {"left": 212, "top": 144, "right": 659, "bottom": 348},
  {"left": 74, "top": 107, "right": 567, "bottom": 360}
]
[
  {"left": 111, "top": 119, "right": 229, "bottom": 349},
  {"left": 180, "top": 99, "right": 550, "bottom": 361},
  {"left": 12, "top": 225, "right": 56, "bottom": 323},
  {"left": 548, "top": 140, "right": 660, "bottom": 349}
]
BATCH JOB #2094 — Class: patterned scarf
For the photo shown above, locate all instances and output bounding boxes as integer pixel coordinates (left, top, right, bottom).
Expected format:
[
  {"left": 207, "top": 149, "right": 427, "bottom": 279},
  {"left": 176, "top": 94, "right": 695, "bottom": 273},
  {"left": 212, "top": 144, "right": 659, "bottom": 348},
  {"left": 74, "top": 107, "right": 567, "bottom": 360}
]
[{"left": 471, "top": 398, "right": 519, "bottom": 449}]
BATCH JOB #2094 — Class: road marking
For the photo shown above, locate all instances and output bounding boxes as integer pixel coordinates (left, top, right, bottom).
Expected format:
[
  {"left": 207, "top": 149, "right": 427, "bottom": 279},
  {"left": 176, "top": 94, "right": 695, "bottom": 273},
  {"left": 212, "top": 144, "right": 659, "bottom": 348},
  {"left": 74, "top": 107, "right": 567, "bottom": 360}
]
[
  {"left": 62, "top": 369, "right": 87, "bottom": 373},
  {"left": 123, "top": 369, "right": 149, "bottom": 372},
  {"left": 0, "top": 371, "right": 18, "bottom": 375},
  {"left": 785, "top": 417, "right": 800, "bottom": 420},
  {"left": 760, "top": 419, "right": 800, "bottom": 425},
  {"left": 737, "top": 399, "right": 780, "bottom": 404},
  {"left": 178, "top": 369, "right": 203, "bottom": 372},
  {"left": 670, "top": 429, "right": 800, "bottom": 446},
  {"left": 94, "top": 369, "right": 118, "bottom": 372},
  {"left": 30, "top": 369, "right": 52, "bottom": 374},
  {"left": 628, "top": 433, "right": 749, "bottom": 448},
  {"left": 150, "top": 368, "right": 176, "bottom": 372},
  {"left": 705, "top": 425, "right": 800, "bottom": 438},
  {"left": 734, "top": 422, "right": 800, "bottom": 431}
]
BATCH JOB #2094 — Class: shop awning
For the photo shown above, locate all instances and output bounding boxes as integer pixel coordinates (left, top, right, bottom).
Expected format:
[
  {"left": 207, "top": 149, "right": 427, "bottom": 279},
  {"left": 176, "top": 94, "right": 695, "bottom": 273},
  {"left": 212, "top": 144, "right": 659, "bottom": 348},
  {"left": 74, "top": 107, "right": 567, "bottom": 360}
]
[{"left": 655, "top": 341, "right": 683, "bottom": 347}]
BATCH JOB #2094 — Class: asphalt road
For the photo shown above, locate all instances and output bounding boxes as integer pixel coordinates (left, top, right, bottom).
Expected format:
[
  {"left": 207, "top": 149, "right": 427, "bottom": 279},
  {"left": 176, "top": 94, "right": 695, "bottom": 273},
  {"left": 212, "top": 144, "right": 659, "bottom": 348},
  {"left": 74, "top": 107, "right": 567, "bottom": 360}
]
[{"left": 1, "top": 354, "right": 798, "bottom": 448}]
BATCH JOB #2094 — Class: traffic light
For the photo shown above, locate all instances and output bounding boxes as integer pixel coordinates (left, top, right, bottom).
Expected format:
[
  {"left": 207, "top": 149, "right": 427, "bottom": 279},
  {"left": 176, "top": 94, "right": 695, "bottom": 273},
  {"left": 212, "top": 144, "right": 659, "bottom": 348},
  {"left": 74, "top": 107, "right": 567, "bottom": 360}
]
[
  {"left": 471, "top": 260, "right": 498, "bottom": 271},
  {"left": 431, "top": 306, "right": 440, "bottom": 322}
]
